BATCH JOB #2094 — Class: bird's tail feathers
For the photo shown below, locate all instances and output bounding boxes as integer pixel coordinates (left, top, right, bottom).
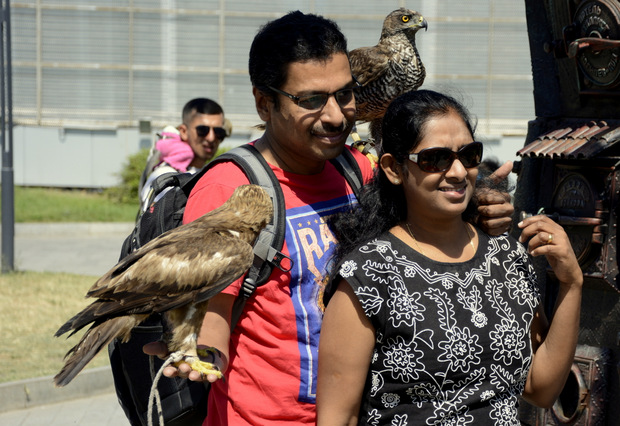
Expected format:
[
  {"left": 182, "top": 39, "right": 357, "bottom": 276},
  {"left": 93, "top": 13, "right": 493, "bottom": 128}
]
[
  {"left": 54, "top": 316, "right": 138, "bottom": 387},
  {"left": 55, "top": 295, "right": 142, "bottom": 338},
  {"left": 54, "top": 299, "right": 108, "bottom": 338},
  {"left": 55, "top": 310, "right": 90, "bottom": 338}
]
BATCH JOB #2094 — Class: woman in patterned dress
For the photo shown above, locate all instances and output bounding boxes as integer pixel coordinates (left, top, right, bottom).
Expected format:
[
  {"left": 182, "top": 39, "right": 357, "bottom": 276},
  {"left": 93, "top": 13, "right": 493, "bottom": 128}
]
[{"left": 316, "top": 90, "right": 583, "bottom": 425}]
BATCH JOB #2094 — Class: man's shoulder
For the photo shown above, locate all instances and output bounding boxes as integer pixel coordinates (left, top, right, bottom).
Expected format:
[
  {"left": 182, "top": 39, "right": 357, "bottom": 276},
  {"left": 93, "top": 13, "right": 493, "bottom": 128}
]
[
  {"left": 198, "top": 148, "right": 256, "bottom": 183},
  {"left": 183, "top": 147, "right": 263, "bottom": 223},
  {"left": 186, "top": 150, "right": 254, "bottom": 202}
]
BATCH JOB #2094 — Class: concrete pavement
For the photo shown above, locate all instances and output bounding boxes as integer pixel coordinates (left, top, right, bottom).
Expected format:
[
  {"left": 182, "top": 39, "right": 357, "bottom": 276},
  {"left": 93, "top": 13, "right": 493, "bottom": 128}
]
[
  {"left": 0, "top": 392, "right": 129, "bottom": 426},
  {"left": 1, "top": 222, "right": 135, "bottom": 425},
  {"left": 11, "top": 222, "right": 135, "bottom": 276},
  {"left": 0, "top": 368, "right": 130, "bottom": 426}
]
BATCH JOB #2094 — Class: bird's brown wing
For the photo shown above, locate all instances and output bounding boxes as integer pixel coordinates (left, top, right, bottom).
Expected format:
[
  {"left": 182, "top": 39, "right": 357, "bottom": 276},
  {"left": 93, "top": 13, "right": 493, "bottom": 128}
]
[
  {"left": 88, "top": 215, "right": 222, "bottom": 296},
  {"left": 349, "top": 45, "right": 392, "bottom": 87},
  {"left": 54, "top": 231, "right": 253, "bottom": 386},
  {"left": 54, "top": 184, "right": 271, "bottom": 387},
  {"left": 56, "top": 231, "right": 253, "bottom": 337}
]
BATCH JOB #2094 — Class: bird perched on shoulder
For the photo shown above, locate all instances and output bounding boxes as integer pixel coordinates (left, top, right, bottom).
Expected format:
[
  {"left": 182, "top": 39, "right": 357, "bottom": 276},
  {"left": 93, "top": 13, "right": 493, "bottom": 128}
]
[
  {"left": 349, "top": 8, "right": 427, "bottom": 155},
  {"left": 54, "top": 184, "right": 272, "bottom": 387}
]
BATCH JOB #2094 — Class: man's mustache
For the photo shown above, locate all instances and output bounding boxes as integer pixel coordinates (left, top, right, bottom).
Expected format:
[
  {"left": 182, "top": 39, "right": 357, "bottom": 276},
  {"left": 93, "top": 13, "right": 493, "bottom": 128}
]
[{"left": 313, "top": 120, "right": 353, "bottom": 134}]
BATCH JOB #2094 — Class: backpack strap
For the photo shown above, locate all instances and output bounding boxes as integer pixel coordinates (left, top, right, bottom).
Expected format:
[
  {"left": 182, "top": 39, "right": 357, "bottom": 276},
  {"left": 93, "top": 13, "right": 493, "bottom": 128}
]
[
  {"left": 215, "top": 145, "right": 291, "bottom": 286},
  {"left": 180, "top": 145, "right": 291, "bottom": 284},
  {"left": 137, "top": 171, "right": 180, "bottom": 221},
  {"left": 329, "top": 147, "right": 363, "bottom": 198}
]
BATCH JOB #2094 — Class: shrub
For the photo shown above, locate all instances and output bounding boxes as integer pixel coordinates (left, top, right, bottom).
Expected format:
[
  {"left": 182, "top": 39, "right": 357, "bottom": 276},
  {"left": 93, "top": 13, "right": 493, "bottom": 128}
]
[{"left": 105, "top": 148, "right": 150, "bottom": 204}]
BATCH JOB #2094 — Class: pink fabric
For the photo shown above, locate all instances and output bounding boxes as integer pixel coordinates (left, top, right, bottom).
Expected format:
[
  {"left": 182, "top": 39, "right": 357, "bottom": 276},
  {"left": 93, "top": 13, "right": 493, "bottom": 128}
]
[{"left": 155, "top": 133, "right": 193, "bottom": 172}]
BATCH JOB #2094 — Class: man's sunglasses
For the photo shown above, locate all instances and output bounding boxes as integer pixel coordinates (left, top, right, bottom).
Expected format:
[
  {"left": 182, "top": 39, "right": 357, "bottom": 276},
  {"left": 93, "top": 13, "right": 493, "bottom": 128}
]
[
  {"left": 268, "top": 85, "right": 357, "bottom": 111},
  {"left": 408, "top": 141, "right": 483, "bottom": 173},
  {"left": 195, "top": 125, "right": 227, "bottom": 140}
]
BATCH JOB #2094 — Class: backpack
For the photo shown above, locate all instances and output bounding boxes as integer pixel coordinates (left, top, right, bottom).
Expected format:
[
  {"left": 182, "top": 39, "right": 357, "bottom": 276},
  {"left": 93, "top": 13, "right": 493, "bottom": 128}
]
[{"left": 108, "top": 144, "right": 364, "bottom": 426}]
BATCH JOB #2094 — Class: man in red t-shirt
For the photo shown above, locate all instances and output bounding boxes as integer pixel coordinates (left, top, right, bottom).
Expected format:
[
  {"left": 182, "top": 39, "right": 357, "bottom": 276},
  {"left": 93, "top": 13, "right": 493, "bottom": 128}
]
[{"left": 146, "top": 11, "right": 515, "bottom": 426}]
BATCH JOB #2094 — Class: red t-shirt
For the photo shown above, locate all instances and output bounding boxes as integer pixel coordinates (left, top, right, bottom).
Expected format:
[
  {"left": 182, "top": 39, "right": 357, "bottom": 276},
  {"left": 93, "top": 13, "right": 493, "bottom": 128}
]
[{"left": 183, "top": 144, "right": 374, "bottom": 425}]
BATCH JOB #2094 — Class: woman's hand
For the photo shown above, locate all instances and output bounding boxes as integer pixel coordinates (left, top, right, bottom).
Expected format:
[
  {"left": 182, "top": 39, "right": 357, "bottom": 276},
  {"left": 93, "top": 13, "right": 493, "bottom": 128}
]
[
  {"left": 518, "top": 214, "right": 583, "bottom": 408},
  {"left": 517, "top": 214, "right": 582, "bottom": 287}
]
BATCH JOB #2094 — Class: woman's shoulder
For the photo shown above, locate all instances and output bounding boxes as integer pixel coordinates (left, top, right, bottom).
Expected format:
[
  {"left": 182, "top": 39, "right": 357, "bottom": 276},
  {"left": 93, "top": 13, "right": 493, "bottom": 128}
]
[
  {"left": 347, "top": 231, "right": 395, "bottom": 255},
  {"left": 478, "top": 227, "right": 517, "bottom": 243},
  {"left": 477, "top": 228, "right": 528, "bottom": 256},
  {"left": 337, "top": 232, "right": 395, "bottom": 272}
]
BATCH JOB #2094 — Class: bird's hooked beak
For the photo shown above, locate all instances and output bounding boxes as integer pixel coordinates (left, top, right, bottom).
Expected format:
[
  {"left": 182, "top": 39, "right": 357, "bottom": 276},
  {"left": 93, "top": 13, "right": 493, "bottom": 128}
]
[{"left": 413, "top": 17, "right": 428, "bottom": 32}]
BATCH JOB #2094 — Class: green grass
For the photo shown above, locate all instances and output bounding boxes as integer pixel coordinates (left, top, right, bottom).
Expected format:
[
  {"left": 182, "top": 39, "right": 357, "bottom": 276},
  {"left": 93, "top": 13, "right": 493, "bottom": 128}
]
[
  {"left": 0, "top": 271, "right": 110, "bottom": 383},
  {"left": 0, "top": 187, "right": 138, "bottom": 381},
  {"left": 3, "top": 186, "right": 139, "bottom": 222}
]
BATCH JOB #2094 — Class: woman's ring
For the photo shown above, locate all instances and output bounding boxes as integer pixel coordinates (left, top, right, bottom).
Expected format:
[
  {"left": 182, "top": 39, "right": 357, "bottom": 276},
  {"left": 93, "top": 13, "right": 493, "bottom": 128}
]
[{"left": 546, "top": 233, "right": 554, "bottom": 245}]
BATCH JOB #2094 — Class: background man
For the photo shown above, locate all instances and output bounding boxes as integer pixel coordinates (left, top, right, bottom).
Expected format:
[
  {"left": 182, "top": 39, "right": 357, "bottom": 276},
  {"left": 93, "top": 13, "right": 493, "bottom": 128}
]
[{"left": 138, "top": 97, "right": 229, "bottom": 213}]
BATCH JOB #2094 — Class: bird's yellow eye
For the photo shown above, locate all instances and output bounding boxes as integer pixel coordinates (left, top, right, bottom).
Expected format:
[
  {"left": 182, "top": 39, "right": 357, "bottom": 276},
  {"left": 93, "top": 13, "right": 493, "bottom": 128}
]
[{"left": 402, "top": 15, "right": 410, "bottom": 23}]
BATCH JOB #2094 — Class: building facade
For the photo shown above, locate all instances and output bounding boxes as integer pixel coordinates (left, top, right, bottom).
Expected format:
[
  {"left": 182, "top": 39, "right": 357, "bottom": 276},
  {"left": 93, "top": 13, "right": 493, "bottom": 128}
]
[{"left": 10, "top": 0, "right": 533, "bottom": 187}]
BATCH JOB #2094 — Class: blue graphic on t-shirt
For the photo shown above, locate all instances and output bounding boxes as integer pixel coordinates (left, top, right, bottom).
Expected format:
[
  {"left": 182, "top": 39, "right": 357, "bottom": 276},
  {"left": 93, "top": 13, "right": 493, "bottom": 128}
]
[{"left": 285, "top": 194, "right": 356, "bottom": 403}]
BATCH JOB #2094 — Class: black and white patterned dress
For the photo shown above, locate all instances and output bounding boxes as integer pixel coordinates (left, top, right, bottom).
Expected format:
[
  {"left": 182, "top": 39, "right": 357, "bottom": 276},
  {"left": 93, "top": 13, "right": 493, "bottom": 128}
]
[{"left": 336, "top": 230, "right": 540, "bottom": 425}]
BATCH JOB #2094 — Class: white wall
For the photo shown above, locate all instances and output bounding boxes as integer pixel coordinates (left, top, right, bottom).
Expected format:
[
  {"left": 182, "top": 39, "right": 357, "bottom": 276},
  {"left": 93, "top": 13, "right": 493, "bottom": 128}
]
[
  {"left": 9, "top": 124, "right": 525, "bottom": 189},
  {"left": 11, "top": 124, "right": 253, "bottom": 188}
]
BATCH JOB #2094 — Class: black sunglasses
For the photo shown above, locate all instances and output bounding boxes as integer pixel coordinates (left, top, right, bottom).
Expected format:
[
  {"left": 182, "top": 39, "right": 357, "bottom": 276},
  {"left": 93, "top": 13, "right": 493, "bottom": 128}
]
[
  {"left": 268, "top": 84, "right": 357, "bottom": 111},
  {"left": 195, "top": 125, "right": 227, "bottom": 140},
  {"left": 408, "top": 141, "right": 483, "bottom": 173}
]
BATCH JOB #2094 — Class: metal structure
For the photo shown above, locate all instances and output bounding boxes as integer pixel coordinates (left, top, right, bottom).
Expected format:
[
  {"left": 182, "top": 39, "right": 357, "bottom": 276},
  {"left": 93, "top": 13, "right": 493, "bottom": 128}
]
[
  {"left": 1, "top": 0, "right": 14, "bottom": 273},
  {"left": 9, "top": 1, "right": 534, "bottom": 135},
  {"left": 514, "top": 1, "right": 620, "bottom": 424}
]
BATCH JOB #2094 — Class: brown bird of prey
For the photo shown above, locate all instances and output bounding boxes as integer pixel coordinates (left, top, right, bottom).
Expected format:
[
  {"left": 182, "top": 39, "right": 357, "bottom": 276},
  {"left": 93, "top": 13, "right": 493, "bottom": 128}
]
[
  {"left": 54, "top": 184, "right": 272, "bottom": 387},
  {"left": 349, "top": 8, "right": 427, "bottom": 153}
]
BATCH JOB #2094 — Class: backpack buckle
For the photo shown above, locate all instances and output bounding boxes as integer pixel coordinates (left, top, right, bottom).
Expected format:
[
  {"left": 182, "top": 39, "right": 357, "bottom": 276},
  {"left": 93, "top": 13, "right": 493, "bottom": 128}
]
[
  {"left": 271, "top": 251, "right": 293, "bottom": 272},
  {"left": 241, "top": 277, "right": 258, "bottom": 299}
]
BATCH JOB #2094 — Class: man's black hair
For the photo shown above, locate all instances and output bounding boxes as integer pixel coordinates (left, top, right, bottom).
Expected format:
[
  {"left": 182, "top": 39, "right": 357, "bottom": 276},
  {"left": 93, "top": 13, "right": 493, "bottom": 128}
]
[
  {"left": 248, "top": 10, "right": 348, "bottom": 104},
  {"left": 182, "top": 98, "right": 224, "bottom": 124}
]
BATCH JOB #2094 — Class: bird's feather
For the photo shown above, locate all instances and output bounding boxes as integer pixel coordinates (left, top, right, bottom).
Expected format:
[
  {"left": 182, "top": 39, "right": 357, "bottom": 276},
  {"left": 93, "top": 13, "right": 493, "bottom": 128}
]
[
  {"left": 54, "top": 184, "right": 272, "bottom": 387},
  {"left": 349, "top": 46, "right": 391, "bottom": 87},
  {"left": 349, "top": 8, "right": 427, "bottom": 130},
  {"left": 55, "top": 316, "right": 141, "bottom": 387}
]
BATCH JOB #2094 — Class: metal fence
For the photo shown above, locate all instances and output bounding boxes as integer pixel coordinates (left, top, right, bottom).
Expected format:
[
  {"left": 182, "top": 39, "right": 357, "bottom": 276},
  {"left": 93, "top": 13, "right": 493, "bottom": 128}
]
[{"left": 10, "top": 0, "right": 533, "bottom": 136}]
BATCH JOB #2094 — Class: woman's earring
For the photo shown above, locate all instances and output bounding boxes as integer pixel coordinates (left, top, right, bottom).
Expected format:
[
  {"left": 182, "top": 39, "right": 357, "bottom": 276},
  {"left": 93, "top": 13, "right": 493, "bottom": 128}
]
[{"left": 393, "top": 179, "right": 400, "bottom": 185}]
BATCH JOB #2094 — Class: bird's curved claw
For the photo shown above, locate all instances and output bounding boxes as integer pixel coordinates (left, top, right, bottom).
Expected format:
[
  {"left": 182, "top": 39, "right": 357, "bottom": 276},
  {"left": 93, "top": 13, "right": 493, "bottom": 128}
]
[
  {"left": 171, "top": 348, "right": 224, "bottom": 380},
  {"left": 351, "top": 139, "right": 379, "bottom": 166}
]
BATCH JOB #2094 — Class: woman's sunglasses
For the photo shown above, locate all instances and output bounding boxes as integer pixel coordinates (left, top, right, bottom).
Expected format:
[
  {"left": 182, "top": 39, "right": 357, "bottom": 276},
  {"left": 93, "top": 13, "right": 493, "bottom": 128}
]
[
  {"left": 408, "top": 141, "right": 483, "bottom": 173},
  {"left": 195, "top": 125, "right": 227, "bottom": 140}
]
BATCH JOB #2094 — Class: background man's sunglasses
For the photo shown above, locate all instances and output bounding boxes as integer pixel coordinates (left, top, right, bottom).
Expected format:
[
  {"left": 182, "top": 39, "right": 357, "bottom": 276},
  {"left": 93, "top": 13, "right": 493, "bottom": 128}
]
[
  {"left": 408, "top": 141, "right": 483, "bottom": 173},
  {"left": 195, "top": 125, "right": 227, "bottom": 140}
]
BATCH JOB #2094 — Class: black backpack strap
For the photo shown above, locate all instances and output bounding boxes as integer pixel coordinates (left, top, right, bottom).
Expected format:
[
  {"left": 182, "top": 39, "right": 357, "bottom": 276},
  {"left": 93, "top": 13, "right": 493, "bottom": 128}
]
[
  {"left": 151, "top": 172, "right": 183, "bottom": 195},
  {"left": 329, "top": 147, "right": 363, "bottom": 198},
  {"left": 137, "top": 172, "right": 182, "bottom": 222}
]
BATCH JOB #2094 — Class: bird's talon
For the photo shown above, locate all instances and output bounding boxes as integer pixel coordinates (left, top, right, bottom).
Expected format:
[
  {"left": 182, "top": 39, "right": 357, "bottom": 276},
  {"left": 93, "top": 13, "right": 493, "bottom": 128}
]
[
  {"left": 173, "top": 356, "right": 223, "bottom": 379},
  {"left": 352, "top": 140, "right": 379, "bottom": 166}
]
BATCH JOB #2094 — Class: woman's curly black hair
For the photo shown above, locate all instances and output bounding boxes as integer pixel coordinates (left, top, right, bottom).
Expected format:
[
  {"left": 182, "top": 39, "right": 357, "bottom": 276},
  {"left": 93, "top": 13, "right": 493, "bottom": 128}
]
[{"left": 326, "top": 90, "right": 506, "bottom": 293}]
